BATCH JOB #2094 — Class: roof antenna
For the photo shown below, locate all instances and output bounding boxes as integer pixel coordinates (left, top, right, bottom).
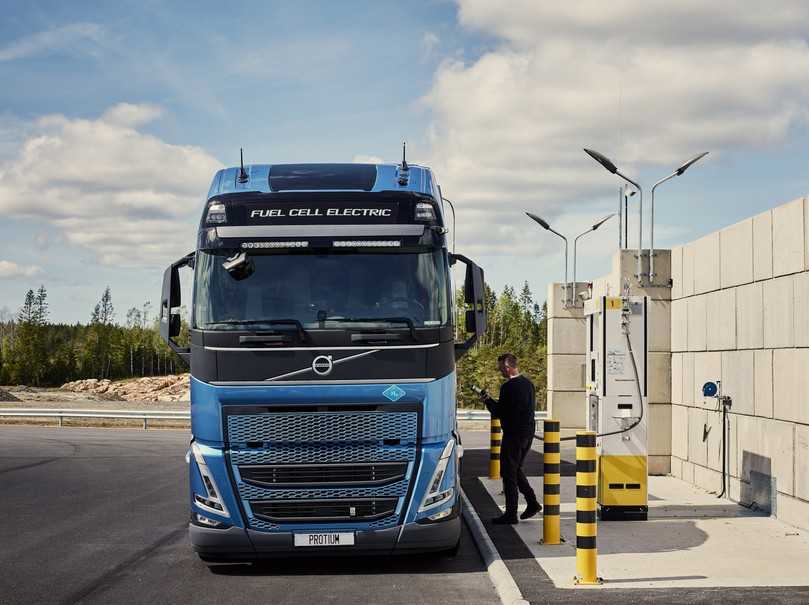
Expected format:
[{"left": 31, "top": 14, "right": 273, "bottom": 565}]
[
  {"left": 398, "top": 141, "right": 410, "bottom": 185},
  {"left": 238, "top": 148, "right": 249, "bottom": 184}
]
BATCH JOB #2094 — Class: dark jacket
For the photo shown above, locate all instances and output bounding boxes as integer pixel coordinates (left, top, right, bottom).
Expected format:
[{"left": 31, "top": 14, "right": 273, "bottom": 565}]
[{"left": 484, "top": 374, "right": 536, "bottom": 438}]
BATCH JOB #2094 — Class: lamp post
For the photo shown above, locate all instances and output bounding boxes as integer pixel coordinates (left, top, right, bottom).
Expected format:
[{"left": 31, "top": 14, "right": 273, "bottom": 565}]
[
  {"left": 622, "top": 185, "right": 636, "bottom": 248},
  {"left": 649, "top": 152, "right": 709, "bottom": 282},
  {"left": 526, "top": 212, "right": 615, "bottom": 308},
  {"left": 583, "top": 148, "right": 644, "bottom": 283},
  {"left": 573, "top": 214, "right": 616, "bottom": 305},
  {"left": 526, "top": 212, "right": 570, "bottom": 307}
]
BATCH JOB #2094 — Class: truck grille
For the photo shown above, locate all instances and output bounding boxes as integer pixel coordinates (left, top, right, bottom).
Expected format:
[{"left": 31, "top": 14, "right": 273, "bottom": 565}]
[
  {"left": 224, "top": 403, "right": 420, "bottom": 533},
  {"left": 226, "top": 410, "right": 418, "bottom": 444},
  {"left": 251, "top": 498, "right": 398, "bottom": 523},
  {"left": 239, "top": 462, "right": 408, "bottom": 487}
]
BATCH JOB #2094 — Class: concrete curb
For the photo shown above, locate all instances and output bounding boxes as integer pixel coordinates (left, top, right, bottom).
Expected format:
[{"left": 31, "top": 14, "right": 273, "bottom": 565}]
[{"left": 461, "top": 488, "right": 529, "bottom": 605}]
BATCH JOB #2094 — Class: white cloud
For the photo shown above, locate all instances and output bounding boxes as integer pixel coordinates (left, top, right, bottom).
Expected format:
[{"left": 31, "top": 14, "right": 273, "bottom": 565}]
[
  {"left": 0, "top": 260, "right": 41, "bottom": 278},
  {"left": 0, "top": 22, "right": 103, "bottom": 62},
  {"left": 425, "top": 1, "right": 809, "bottom": 257},
  {"left": 0, "top": 104, "right": 222, "bottom": 266}
]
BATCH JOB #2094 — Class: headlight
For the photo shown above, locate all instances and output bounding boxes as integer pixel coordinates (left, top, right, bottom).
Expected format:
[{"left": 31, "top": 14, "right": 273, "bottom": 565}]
[
  {"left": 205, "top": 201, "right": 227, "bottom": 224},
  {"left": 191, "top": 443, "right": 230, "bottom": 518},
  {"left": 419, "top": 438, "right": 456, "bottom": 512}
]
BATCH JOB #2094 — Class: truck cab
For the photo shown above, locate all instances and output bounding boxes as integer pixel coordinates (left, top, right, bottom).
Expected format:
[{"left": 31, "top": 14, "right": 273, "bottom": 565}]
[{"left": 160, "top": 162, "right": 485, "bottom": 560}]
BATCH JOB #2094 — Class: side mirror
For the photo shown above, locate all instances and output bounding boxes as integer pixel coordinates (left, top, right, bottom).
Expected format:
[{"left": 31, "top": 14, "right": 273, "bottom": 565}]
[
  {"left": 160, "top": 252, "right": 194, "bottom": 361},
  {"left": 464, "top": 309, "right": 476, "bottom": 333},
  {"left": 450, "top": 253, "right": 487, "bottom": 359},
  {"left": 169, "top": 313, "right": 182, "bottom": 338}
]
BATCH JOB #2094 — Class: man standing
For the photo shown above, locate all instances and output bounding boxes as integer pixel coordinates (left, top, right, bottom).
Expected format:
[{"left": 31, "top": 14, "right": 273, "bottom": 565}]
[{"left": 480, "top": 353, "right": 541, "bottom": 524}]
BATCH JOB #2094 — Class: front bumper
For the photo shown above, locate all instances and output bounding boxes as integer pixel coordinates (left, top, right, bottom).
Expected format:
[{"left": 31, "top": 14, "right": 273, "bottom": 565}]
[{"left": 190, "top": 515, "right": 460, "bottom": 559}]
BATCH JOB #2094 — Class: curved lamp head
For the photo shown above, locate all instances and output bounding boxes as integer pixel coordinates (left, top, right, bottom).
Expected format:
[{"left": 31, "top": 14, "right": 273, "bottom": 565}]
[
  {"left": 525, "top": 211, "right": 551, "bottom": 230},
  {"left": 591, "top": 213, "right": 616, "bottom": 231},
  {"left": 584, "top": 148, "right": 617, "bottom": 174},
  {"left": 675, "top": 151, "right": 709, "bottom": 176}
]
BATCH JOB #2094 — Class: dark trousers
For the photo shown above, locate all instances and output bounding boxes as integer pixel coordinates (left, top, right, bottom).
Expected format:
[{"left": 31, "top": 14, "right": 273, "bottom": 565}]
[{"left": 501, "top": 434, "right": 538, "bottom": 518}]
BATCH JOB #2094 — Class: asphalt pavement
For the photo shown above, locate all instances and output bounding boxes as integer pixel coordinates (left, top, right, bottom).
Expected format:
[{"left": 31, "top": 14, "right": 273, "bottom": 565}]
[{"left": 0, "top": 426, "right": 497, "bottom": 605}]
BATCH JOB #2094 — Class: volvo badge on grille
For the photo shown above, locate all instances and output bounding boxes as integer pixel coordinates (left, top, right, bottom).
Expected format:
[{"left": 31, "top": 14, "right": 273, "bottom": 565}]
[{"left": 312, "top": 355, "right": 334, "bottom": 376}]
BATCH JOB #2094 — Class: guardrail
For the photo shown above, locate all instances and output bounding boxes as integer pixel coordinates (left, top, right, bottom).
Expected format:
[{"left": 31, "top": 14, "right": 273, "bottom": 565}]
[
  {"left": 0, "top": 408, "right": 189, "bottom": 429},
  {"left": 0, "top": 406, "right": 550, "bottom": 429}
]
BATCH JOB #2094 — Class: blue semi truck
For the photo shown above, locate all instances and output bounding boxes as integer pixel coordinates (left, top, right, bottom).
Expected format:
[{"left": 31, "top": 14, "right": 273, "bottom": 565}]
[{"left": 160, "top": 160, "right": 486, "bottom": 561}]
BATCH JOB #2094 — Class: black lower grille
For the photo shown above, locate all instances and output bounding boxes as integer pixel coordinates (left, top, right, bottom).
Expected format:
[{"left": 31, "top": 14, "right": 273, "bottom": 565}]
[
  {"left": 239, "top": 462, "right": 408, "bottom": 487},
  {"left": 251, "top": 498, "right": 398, "bottom": 523}
]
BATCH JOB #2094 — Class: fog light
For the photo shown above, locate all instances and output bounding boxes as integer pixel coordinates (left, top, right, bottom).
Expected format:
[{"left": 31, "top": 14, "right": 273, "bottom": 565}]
[
  {"left": 194, "top": 513, "right": 225, "bottom": 528},
  {"left": 427, "top": 507, "right": 453, "bottom": 522}
]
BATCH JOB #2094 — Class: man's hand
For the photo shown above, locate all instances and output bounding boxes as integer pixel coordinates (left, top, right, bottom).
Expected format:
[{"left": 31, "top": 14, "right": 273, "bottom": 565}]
[{"left": 478, "top": 388, "right": 489, "bottom": 402}]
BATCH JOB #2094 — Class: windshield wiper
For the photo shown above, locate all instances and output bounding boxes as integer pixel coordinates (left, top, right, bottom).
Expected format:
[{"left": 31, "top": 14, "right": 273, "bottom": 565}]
[
  {"left": 325, "top": 316, "right": 417, "bottom": 342},
  {"left": 211, "top": 318, "right": 307, "bottom": 343}
]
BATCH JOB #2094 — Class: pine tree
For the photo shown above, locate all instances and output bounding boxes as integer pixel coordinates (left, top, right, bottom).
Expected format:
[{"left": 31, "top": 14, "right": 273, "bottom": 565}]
[
  {"left": 91, "top": 286, "right": 115, "bottom": 325},
  {"left": 17, "top": 290, "right": 36, "bottom": 324},
  {"left": 33, "top": 285, "right": 48, "bottom": 326}
]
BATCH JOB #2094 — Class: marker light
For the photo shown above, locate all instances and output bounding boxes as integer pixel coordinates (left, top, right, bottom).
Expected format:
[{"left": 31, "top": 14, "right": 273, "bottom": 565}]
[
  {"left": 415, "top": 202, "right": 436, "bottom": 222},
  {"left": 241, "top": 241, "right": 309, "bottom": 249},
  {"left": 419, "top": 438, "right": 456, "bottom": 512},
  {"left": 206, "top": 201, "right": 227, "bottom": 224},
  {"left": 333, "top": 240, "right": 401, "bottom": 247}
]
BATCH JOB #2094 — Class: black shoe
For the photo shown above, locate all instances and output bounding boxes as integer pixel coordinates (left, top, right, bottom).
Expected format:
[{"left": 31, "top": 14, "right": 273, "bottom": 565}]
[
  {"left": 520, "top": 501, "right": 542, "bottom": 520},
  {"left": 491, "top": 514, "right": 518, "bottom": 525}
]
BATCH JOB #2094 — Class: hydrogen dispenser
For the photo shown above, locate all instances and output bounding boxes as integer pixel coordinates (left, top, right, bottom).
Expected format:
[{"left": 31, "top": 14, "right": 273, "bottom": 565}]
[{"left": 584, "top": 292, "right": 648, "bottom": 520}]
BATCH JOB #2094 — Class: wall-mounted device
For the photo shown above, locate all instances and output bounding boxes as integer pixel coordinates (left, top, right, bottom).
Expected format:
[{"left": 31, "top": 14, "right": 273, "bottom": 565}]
[{"left": 584, "top": 291, "right": 648, "bottom": 520}]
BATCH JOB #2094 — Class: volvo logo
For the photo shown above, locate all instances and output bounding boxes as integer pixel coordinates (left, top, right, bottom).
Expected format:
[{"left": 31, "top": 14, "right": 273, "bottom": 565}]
[{"left": 312, "top": 355, "right": 334, "bottom": 376}]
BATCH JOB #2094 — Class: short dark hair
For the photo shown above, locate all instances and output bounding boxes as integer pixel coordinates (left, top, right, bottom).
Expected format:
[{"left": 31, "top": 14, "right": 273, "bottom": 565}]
[{"left": 497, "top": 352, "right": 518, "bottom": 368}]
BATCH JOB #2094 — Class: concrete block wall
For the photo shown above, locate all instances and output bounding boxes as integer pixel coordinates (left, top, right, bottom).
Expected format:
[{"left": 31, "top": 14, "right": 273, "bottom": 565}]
[{"left": 670, "top": 195, "right": 809, "bottom": 531}]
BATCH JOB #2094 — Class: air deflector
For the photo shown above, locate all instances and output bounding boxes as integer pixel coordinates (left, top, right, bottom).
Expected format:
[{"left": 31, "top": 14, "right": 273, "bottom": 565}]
[{"left": 269, "top": 164, "right": 377, "bottom": 192}]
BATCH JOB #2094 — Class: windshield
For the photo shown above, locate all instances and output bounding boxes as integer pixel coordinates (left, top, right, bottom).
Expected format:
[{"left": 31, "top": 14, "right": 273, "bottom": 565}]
[{"left": 194, "top": 249, "right": 449, "bottom": 330}]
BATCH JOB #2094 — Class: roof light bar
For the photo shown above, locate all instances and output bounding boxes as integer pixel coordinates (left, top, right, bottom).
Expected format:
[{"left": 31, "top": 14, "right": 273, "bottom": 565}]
[
  {"left": 333, "top": 240, "right": 401, "bottom": 248},
  {"left": 241, "top": 241, "right": 309, "bottom": 249}
]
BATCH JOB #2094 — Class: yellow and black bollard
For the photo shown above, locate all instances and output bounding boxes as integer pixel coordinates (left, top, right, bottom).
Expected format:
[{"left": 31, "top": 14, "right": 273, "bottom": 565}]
[
  {"left": 541, "top": 419, "right": 561, "bottom": 544},
  {"left": 575, "top": 431, "right": 601, "bottom": 585},
  {"left": 489, "top": 417, "right": 501, "bottom": 480}
]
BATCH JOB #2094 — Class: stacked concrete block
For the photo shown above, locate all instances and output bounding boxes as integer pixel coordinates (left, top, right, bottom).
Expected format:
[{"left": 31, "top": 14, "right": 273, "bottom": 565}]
[
  {"left": 545, "top": 282, "right": 586, "bottom": 429},
  {"left": 668, "top": 195, "right": 809, "bottom": 531},
  {"left": 772, "top": 197, "right": 805, "bottom": 277}
]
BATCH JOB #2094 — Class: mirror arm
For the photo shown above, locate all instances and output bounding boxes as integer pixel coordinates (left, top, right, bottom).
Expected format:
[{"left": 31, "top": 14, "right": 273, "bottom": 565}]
[{"left": 167, "top": 339, "right": 190, "bottom": 363}]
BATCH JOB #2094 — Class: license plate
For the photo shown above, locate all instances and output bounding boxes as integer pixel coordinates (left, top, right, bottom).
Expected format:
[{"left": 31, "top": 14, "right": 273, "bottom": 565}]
[{"left": 294, "top": 532, "right": 355, "bottom": 547}]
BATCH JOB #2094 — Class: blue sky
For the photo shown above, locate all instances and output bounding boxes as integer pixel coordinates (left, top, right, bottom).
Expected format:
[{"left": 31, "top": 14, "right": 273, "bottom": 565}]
[{"left": 1, "top": 1, "right": 809, "bottom": 323}]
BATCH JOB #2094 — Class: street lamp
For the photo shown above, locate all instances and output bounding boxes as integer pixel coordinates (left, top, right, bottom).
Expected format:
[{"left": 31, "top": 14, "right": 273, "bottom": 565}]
[
  {"left": 574, "top": 214, "right": 616, "bottom": 305},
  {"left": 649, "top": 152, "right": 709, "bottom": 282},
  {"left": 526, "top": 212, "right": 570, "bottom": 307},
  {"left": 526, "top": 211, "right": 615, "bottom": 308},
  {"left": 618, "top": 185, "right": 636, "bottom": 249},
  {"left": 584, "top": 148, "right": 644, "bottom": 283}
]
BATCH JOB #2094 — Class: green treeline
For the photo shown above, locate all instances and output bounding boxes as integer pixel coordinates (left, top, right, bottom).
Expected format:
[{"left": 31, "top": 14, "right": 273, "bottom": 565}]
[
  {"left": 455, "top": 281, "right": 547, "bottom": 409},
  {"left": 1, "top": 283, "right": 546, "bottom": 407},
  {"left": 0, "top": 286, "right": 188, "bottom": 387}
]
